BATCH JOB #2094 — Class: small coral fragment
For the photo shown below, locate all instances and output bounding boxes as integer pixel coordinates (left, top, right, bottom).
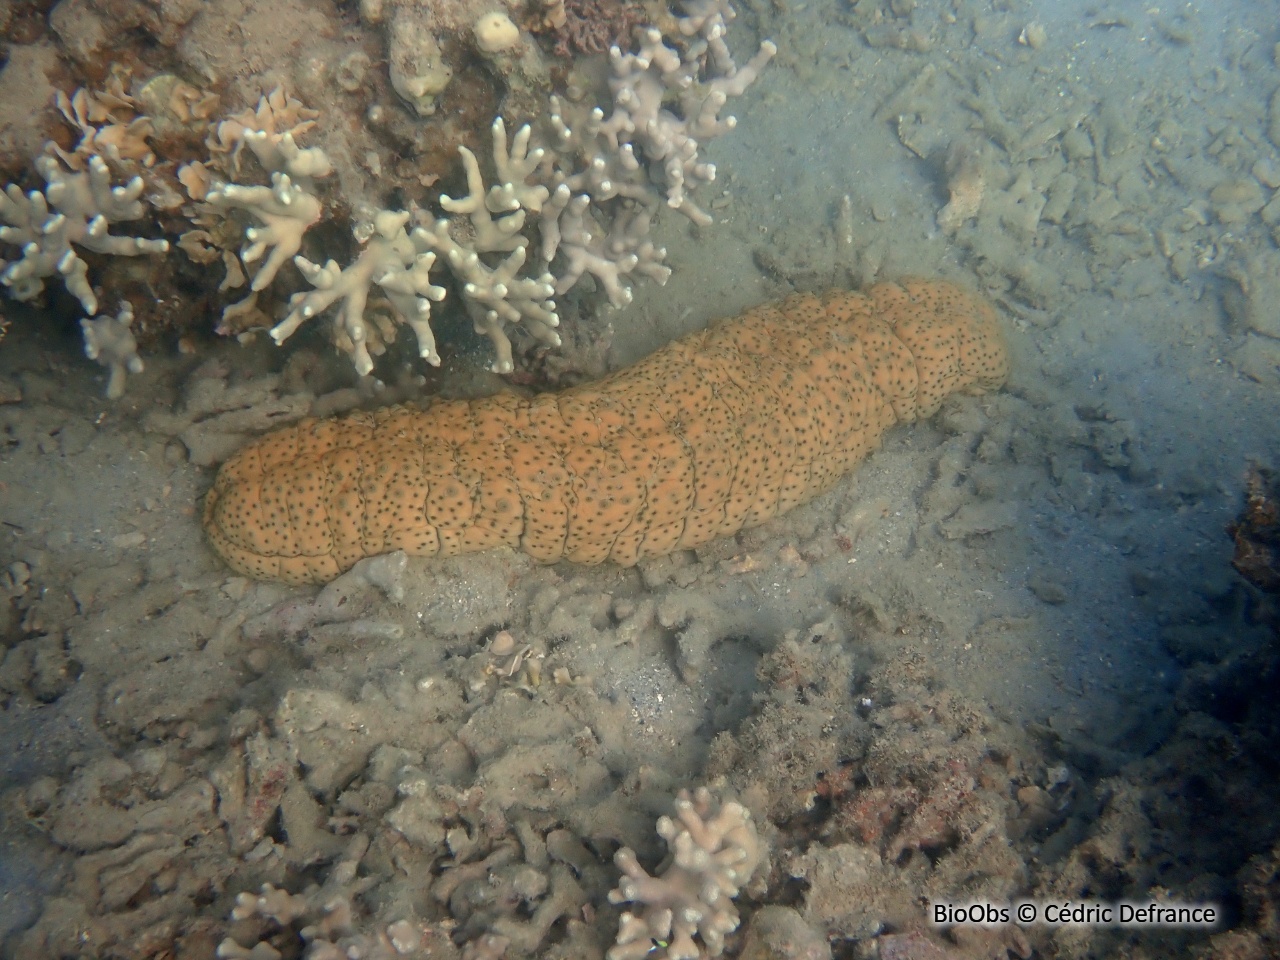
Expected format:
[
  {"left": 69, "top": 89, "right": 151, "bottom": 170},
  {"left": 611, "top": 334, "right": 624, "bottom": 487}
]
[
  {"left": 81, "top": 303, "right": 144, "bottom": 399},
  {"left": 937, "top": 139, "right": 986, "bottom": 234},
  {"left": 607, "top": 785, "right": 761, "bottom": 960}
]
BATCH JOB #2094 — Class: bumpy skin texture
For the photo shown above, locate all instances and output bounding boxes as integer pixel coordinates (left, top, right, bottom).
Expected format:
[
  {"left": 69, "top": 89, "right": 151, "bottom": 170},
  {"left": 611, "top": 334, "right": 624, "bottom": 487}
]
[{"left": 204, "top": 280, "right": 1009, "bottom": 584}]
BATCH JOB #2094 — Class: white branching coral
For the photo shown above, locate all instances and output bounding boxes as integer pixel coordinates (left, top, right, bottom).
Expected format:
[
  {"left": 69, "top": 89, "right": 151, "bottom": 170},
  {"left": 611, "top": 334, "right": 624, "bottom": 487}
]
[
  {"left": 545, "top": 0, "right": 775, "bottom": 227},
  {"left": 182, "top": 88, "right": 332, "bottom": 303},
  {"left": 0, "top": 0, "right": 771, "bottom": 401},
  {"left": 0, "top": 155, "right": 170, "bottom": 314},
  {"left": 206, "top": 173, "right": 324, "bottom": 292},
  {"left": 545, "top": 96, "right": 648, "bottom": 206},
  {"left": 0, "top": 74, "right": 173, "bottom": 399},
  {"left": 414, "top": 215, "right": 560, "bottom": 375},
  {"left": 239, "top": 126, "right": 334, "bottom": 183},
  {"left": 274, "top": 209, "right": 447, "bottom": 376},
  {"left": 376, "top": 1, "right": 771, "bottom": 377},
  {"left": 438, "top": 136, "right": 533, "bottom": 254},
  {"left": 594, "top": 25, "right": 776, "bottom": 226},
  {"left": 607, "top": 786, "right": 761, "bottom": 960},
  {"left": 545, "top": 190, "right": 670, "bottom": 308},
  {"left": 473, "top": 1, "right": 771, "bottom": 336},
  {"left": 486, "top": 117, "right": 551, "bottom": 214},
  {"left": 21, "top": 3, "right": 768, "bottom": 384},
  {"left": 191, "top": 1, "right": 767, "bottom": 380},
  {"left": 405, "top": 117, "right": 563, "bottom": 374}
]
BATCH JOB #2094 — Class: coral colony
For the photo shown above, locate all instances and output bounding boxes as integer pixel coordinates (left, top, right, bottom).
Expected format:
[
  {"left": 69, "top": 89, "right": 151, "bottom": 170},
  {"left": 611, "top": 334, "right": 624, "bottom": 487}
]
[{"left": 0, "top": 0, "right": 774, "bottom": 395}]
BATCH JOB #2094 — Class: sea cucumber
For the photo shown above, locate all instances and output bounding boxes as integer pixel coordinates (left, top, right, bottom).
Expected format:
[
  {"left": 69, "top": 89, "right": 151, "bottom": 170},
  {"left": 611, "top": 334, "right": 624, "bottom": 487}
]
[{"left": 203, "top": 279, "right": 1009, "bottom": 584}]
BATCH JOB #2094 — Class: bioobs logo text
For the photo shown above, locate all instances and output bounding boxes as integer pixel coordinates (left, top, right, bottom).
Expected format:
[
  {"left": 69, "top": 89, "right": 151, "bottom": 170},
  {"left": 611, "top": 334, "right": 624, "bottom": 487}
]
[{"left": 934, "top": 903, "right": 1011, "bottom": 925}]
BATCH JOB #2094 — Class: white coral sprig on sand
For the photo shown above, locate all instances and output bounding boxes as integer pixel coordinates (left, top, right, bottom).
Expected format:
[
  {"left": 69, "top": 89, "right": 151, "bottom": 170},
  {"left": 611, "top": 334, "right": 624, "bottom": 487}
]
[
  {"left": 607, "top": 786, "right": 760, "bottom": 960},
  {"left": 81, "top": 302, "right": 144, "bottom": 399}
]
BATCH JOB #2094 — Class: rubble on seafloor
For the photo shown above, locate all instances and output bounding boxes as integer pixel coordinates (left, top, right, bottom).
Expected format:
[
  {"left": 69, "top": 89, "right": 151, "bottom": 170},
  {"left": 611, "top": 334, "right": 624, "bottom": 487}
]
[
  {"left": 4, "top": 549, "right": 1056, "bottom": 960},
  {"left": 1228, "top": 464, "right": 1280, "bottom": 597},
  {"left": 2, "top": 421, "right": 1280, "bottom": 959}
]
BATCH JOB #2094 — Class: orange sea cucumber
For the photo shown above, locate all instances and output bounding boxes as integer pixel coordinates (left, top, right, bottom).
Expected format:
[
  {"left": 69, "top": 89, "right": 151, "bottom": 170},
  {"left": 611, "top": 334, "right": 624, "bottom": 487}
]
[{"left": 203, "top": 279, "right": 1009, "bottom": 584}]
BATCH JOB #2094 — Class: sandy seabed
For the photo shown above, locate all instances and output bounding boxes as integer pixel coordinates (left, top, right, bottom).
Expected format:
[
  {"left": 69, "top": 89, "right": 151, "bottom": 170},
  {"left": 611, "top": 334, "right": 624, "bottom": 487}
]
[{"left": 2, "top": 0, "right": 1280, "bottom": 958}]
